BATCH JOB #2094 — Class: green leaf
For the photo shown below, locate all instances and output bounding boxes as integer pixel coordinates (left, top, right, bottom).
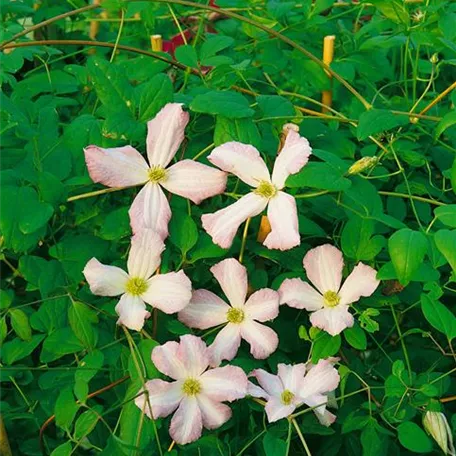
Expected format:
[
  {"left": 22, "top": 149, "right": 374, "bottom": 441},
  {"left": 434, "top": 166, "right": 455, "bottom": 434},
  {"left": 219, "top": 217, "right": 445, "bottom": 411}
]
[
  {"left": 0, "top": 317, "right": 7, "bottom": 344},
  {"left": 200, "top": 35, "right": 234, "bottom": 62},
  {"left": 311, "top": 332, "right": 341, "bottom": 363},
  {"left": 1, "top": 334, "right": 45, "bottom": 365},
  {"left": 9, "top": 309, "right": 32, "bottom": 341},
  {"left": 128, "top": 339, "right": 160, "bottom": 385},
  {"left": 361, "top": 421, "right": 384, "bottom": 456},
  {"left": 286, "top": 162, "right": 351, "bottom": 191},
  {"left": 74, "top": 351, "right": 104, "bottom": 402},
  {"left": 341, "top": 217, "right": 384, "bottom": 261},
  {"left": 344, "top": 324, "right": 367, "bottom": 350},
  {"left": 55, "top": 387, "right": 79, "bottom": 429},
  {"left": 214, "top": 116, "right": 261, "bottom": 149},
  {"left": 188, "top": 233, "right": 227, "bottom": 262},
  {"left": 175, "top": 45, "right": 199, "bottom": 68},
  {"left": 451, "top": 157, "right": 456, "bottom": 195},
  {"left": 369, "top": 0, "right": 410, "bottom": 25},
  {"left": 68, "top": 301, "right": 99, "bottom": 349},
  {"left": 388, "top": 229, "right": 428, "bottom": 286},
  {"left": 435, "top": 110, "right": 456, "bottom": 139},
  {"left": 99, "top": 207, "right": 130, "bottom": 241},
  {"left": 190, "top": 91, "right": 254, "bottom": 118},
  {"left": 357, "top": 109, "right": 408, "bottom": 140},
  {"left": 137, "top": 73, "right": 173, "bottom": 122},
  {"left": 0, "top": 289, "right": 13, "bottom": 310},
  {"left": 74, "top": 409, "right": 100, "bottom": 440},
  {"left": 257, "top": 95, "right": 295, "bottom": 122},
  {"left": 397, "top": 422, "right": 433, "bottom": 453},
  {"left": 434, "top": 205, "right": 456, "bottom": 227},
  {"left": 434, "top": 229, "right": 456, "bottom": 272},
  {"left": 359, "top": 308, "right": 380, "bottom": 333},
  {"left": 421, "top": 294, "right": 456, "bottom": 341},
  {"left": 40, "top": 327, "right": 84, "bottom": 363},
  {"left": 263, "top": 432, "right": 287, "bottom": 455},
  {"left": 169, "top": 213, "right": 198, "bottom": 255},
  {"left": 50, "top": 442, "right": 73, "bottom": 456}
]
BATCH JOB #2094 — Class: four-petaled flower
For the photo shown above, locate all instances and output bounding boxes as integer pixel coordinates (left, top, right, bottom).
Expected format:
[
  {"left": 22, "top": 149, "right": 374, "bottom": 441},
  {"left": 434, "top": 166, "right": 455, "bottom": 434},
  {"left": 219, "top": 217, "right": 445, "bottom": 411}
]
[
  {"left": 178, "top": 258, "right": 280, "bottom": 365},
  {"left": 279, "top": 244, "right": 379, "bottom": 336},
  {"left": 248, "top": 359, "right": 340, "bottom": 425},
  {"left": 202, "top": 130, "right": 312, "bottom": 251},
  {"left": 135, "top": 335, "right": 248, "bottom": 445},
  {"left": 84, "top": 103, "right": 227, "bottom": 239},
  {"left": 83, "top": 229, "right": 192, "bottom": 331}
]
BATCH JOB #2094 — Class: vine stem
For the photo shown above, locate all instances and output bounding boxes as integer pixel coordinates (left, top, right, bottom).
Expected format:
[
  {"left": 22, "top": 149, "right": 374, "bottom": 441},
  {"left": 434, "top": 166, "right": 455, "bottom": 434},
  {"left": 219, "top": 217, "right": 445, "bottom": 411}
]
[
  {"left": 291, "top": 418, "right": 312, "bottom": 456},
  {"left": 390, "top": 304, "right": 413, "bottom": 380},
  {"left": 419, "top": 81, "right": 456, "bottom": 116},
  {"left": 67, "top": 186, "right": 127, "bottom": 202},
  {"left": 238, "top": 218, "right": 251, "bottom": 264}
]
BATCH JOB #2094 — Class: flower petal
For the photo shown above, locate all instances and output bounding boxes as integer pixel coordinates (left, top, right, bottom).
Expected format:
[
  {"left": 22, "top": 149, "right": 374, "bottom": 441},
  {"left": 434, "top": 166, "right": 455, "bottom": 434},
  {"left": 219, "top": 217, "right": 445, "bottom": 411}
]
[
  {"left": 265, "top": 397, "right": 296, "bottom": 423},
  {"left": 305, "top": 394, "right": 337, "bottom": 427},
  {"left": 241, "top": 320, "right": 279, "bottom": 359},
  {"left": 278, "top": 278, "right": 324, "bottom": 311},
  {"left": 202, "top": 193, "right": 268, "bottom": 249},
  {"left": 83, "top": 258, "right": 128, "bottom": 296},
  {"left": 277, "top": 364, "right": 307, "bottom": 394},
  {"left": 115, "top": 294, "right": 150, "bottom": 331},
  {"left": 303, "top": 244, "right": 344, "bottom": 294},
  {"left": 250, "top": 369, "right": 283, "bottom": 396},
  {"left": 169, "top": 396, "right": 203, "bottom": 445},
  {"left": 247, "top": 381, "right": 268, "bottom": 399},
  {"left": 299, "top": 358, "right": 340, "bottom": 400},
  {"left": 197, "top": 394, "right": 232, "bottom": 430},
  {"left": 146, "top": 103, "right": 189, "bottom": 168},
  {"left": 208, "top": 323, "right": 242, "bottom": 367},
  {"left": 135, "top": 379, "right": 183, "bottom": 419},
  {"left": 142, "top": 271, "right": 192, "bottom": 314},
  {"left": 178, "top": 289, "right": 230, "bottom": 330},
  {"left": 129, "top": 182, "right": 171, "bottom": 238},
  {"left": 200, "top": 365, "right": 248, "bottom": 402},
  {"left": 244, "top": 289, "right": 279, "bottom": 322},
  {"left": 271, "top": 130, "right": 312, "bottom": 189},
  {"left": 208, "top": 142, "right": 270, "bottom": 187},
  {"left": 339, "top": 263, "right": 380, "bottom": 306},
  {"left": 84, "top": 145, "right": 149, "bottom": 187},
  {"left": 210, "top": 258, "right": 248, "bottom": 308},
  {"left": 309, "top": 305, "right": 354, "bottom": 336},
  {"left": 177, "top": 334, "right": 210, "bottom": 378},
  {"left": 152, "top": 341, "right": 187, "bottom": 380},
  {"left": 127, "top": 229, "right": 164, "bottom": 279},
  {"left": 263, "top": 192, "right": 300, "bottom": 251},
  {"left": 161, "top": 160, "right": 227, "bottom": 204}
]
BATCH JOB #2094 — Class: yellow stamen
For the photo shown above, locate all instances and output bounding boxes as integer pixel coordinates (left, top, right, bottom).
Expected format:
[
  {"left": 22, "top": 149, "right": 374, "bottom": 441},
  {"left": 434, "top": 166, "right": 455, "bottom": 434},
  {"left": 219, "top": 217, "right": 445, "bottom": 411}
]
[
  {"left": 148, "top": 165, "right": 167, "bottom": 183},
  {"left": 323, "top": 290, "right": 340, "bottom": 308},
  {"left": 281, "top": 390, "right": 294, "bottom": 405},
  {"left": 253, "top": 180, "right": 277, "bottom": 199},
  {"left": 125, "top": 277, "right": 148, "bottom": 296},
  {"left": 226, "top": 308, "right": 245, "bottom": 324},
  {"left": 182, "top": 378, "right": 201, "bottom": 396}
]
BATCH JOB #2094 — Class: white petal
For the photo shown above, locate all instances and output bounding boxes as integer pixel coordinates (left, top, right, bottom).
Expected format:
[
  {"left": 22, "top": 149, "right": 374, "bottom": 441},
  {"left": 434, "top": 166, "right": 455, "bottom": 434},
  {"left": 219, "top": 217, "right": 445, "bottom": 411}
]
[
  {"left": 207, "top": 141, "right": 271, "bottom": 187},
  {"left": 169, "top": 396, "right": 203, "bottom": 445},
  {"left": 146, "top": 103, "right": 189, "bottom": 168},
  {"left": 208, "top": 323, "right": 242, "bottom": 367},
  {"left": 278, "top": 278, "right": 324, "bottom": 311},
  {"left": 127, "top": 229, "right": 164, "bottom": 279},
  {"left": 277, "top": 364, "right": 307, "bottom": 394},
  {"left": 83, "top": 258, "right": 128, "bottom": 296},
  {"left": 200, "top": 365, "right": 248, "bottom": 402},
  {"left": 197, "top": 394, "right": 232, "bottom": 430},
  {"left": 244, "top": 289, "right": 279, "bottom": 322},
  {"left": 299, "top": 358, "right": 340, "bottom": 400},
  {"left": 309, "top": 305, "right": 354, "bottom": 336},
  {"left": 250, "top": 369, "right": 283, "bottom": 396},
  {"left": 202, "top": 193, "right": 268, "bottom": 250},
  {"left": 303, "top": 244, "right": 344, "bottom": 294},
  {"left": 304, "top": 394, "right": 337, "bottom": 426},
  {"left": 178, "top": 289, "right": 230, "bottom": 330},
  {"left": 115, "top": 294, "right": 150, "bottom": 331},
  {"left": 210, "top": 258, "right": 248, "bottom": 308},
  {"left": 240, "top": 320, "right": 279, "bottom": 359},
  {"left": 177, "top": 334, "right": 210, "bottom": 378},
  {"left": 263, "top": 192, "right": 300, "bottom": 251},
  {"left": 339, "top": 263, "right": 380, "bottom": 306},
  {"left": 152, "top": 341, "right": 187, "bottom": 380},
  {"left": 161, "top": 160, "right": 227, "bottom": 204},
  {"left": 247, "top": 381, "right": 269, "bottom": 399},
  {"left": 265, "top": 397, "right": 296, "bottom": 423}
]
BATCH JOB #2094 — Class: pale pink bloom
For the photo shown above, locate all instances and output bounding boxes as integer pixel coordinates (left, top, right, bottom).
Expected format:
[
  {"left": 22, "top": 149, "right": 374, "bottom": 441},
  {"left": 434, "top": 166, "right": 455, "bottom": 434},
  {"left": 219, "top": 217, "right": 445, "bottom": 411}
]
[
  {"left": 279, "top": 244, "right": 379, "bottom": 336},
  {"left": 248, "top": 359, "right": 340, "bottom": 425},
  {"left": 84, "top": 103, "right": 227, "bottom": 238},
  {"left": 135, "top": 335, "right": 247, "bottom": 445},
  {"left": 178, "top": 258, "right": 279, "bottom": 365},
  {"left": 83, "top": 229, "right": 191, "bottom": 331},
  {"left": 202, "top": 131, "right": 312, "bottom": 250}
]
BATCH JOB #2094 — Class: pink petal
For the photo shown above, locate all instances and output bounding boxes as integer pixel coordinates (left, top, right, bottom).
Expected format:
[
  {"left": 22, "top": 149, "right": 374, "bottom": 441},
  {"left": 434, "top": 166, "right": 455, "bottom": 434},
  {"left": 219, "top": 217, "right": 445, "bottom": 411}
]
[
  {"left": 208, "top": 323, "right": 242, "bottom": 367},
  {"left": 299, "top": 359, "right": 340, "bottom": 399},
  {"left": 305, "top": 394, "right": 337, "bottom": 426},
  {"left": 84, "top": 145, "right": 149, "bottom": 187},
  {"left": 277, "top": 364, "right": 307, "bottom": 394},
  {"left": 152, "top": 341, "right": 187, "bottom": 380},
  {"left": 115, "top": 294, "right": 150, "bottom": 331},
  {"left": 244, "top": 289, "right": 279, "bottom": 322},
  {"left": 161, "top": 160, "right": 227, "bottom": 204},
  {"left": 247, "top": 381, "right": 268, "bottom": 399},
  {"left": 240, "top": 320, "right": 279, "bottom": 359},
  {"left": 202, "top": 192, "right": 268, "bottom": 249},
  {"left": 210, "top": 258, "right": 248, "bottom": 308},
  {"left": 271, "top": 130, "right": 312, "bottom": 189},
  {"left": 265, "top": 396, "right": 296, "bottom": 423},
  {"left": 263, "top": 192, "right": 300, "bottom": 251},
  {"left": 207, "top": 142, "right": 271, "bottom": 187},
  {"left": 142, "top": 271, "right": 192, "bottom": 314},
  {"left": 200, "top": 365, "right": 248, "bottom": 402},
  {"left": 135, "top": 379, "right": 183, "bottom": 419},
  {"left": 197, "top": 394, "right": 232, "bottom": 430},
  {"left": 83, "top": 258, "right": 128, "bottom": 296},
  {"left": 250, "top": 369, "right": 282, "bottom": 396},
  {"left": 127, "top": 229, "right": 164, "bottom": 279},
  {"left": 146, "top": 103, "right": 189, "bottom": 168},
  {"left": 339, "top": 263, "right": 380, "bottom": 306},
  {"left": 169, "top": 396, "right": 203, "bottom": 445},
  {"left": 278, "top": 278, "right": 324, "bottom": 311},
  {"left": 309, "top": 305, "right": 354, "bottom": 336},
  {"left": 303, "top": 244, "right": 344, "bottom": 294},
  {"left": 178, "top": 289, "right": 230, "bottom": 330},
  {"left": 129, "top": 182, "right": 171, "bottom": 238},
  {"left": 177, "top": 334, "right": 210, "bottom": 378}
]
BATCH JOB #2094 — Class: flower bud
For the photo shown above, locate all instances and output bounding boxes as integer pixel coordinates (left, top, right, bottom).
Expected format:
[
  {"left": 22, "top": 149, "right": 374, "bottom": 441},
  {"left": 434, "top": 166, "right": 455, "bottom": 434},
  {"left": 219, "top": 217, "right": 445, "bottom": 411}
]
[
  {"left": 348, "top": 156, "right": 379, "bottom": 175},
  {"left": 423, "top": 411, "right": 455, "bottom": 455},
  {"left": 430, "top": 53, "right": 439, "bottom": 64}
]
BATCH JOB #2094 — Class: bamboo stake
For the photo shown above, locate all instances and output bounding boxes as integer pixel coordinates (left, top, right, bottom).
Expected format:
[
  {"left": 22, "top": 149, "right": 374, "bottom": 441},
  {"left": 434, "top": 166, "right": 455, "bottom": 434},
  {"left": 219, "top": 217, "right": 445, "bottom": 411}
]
[
  {"left": 0, "top": 415, "right": 12, "bottom": 456},
  {"left": 150, "top": 34, "right": 163, "bottom": 52},
  {"left": 322, "top": 35, "right": 335, "bottom": 113},
  {"left": 89, "top": 0, "right": 102, "bottom": 40}
]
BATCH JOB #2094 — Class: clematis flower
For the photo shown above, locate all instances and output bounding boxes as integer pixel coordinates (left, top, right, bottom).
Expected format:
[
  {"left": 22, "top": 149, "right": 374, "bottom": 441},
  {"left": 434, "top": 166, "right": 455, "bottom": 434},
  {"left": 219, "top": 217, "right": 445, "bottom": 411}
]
[
  {"left": 178, "top": 258, "right": 279, "bottom": 365},
  {"left": 84, "top": 103, "right": 227, "bottom": 238},
  {"left": 248, "top": 359, "right": 340, "bottom": 425},
  {"left": 279, "top": 244, "right": 379, "bottom": 336},
  {"left": 202, "top": 129, "right": 312, "bottom": 251},
  {"left": 83, "top": 229, "right": 192, "bottom": 331},
  {"left": 135, "top": 334, "right": 247, "bottom": 445}
]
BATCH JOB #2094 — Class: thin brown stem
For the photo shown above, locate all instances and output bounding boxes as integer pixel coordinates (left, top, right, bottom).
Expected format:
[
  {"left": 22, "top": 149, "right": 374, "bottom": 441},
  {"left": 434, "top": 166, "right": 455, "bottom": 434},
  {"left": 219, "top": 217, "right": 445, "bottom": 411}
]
[{"left": 419, "top": 81, "right": 456, "bottom": 116}]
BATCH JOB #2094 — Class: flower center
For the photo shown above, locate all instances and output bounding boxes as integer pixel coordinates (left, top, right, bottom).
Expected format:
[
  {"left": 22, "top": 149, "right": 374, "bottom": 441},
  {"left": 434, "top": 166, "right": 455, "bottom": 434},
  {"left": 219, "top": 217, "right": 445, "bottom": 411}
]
[
  {"left": 323, "top": 291, "right": 340, "bottom": 308},
  {"left": 182, "top": 378, "right": 201, "bottom": 396},
  {"left": 226, "top": 307, "right": 245, "bottom": 324},
  {"left": 148, "top": 166, "right": 167, "bottom": 183},
  {"left": 125, "top": 277, "right": 148, "bottom": 296},
  {"left": 253, "top": 180, "right": 277, "bottom": 199},
  {"left": 281, "top": 390, "right": 294, "bottom": 405}
]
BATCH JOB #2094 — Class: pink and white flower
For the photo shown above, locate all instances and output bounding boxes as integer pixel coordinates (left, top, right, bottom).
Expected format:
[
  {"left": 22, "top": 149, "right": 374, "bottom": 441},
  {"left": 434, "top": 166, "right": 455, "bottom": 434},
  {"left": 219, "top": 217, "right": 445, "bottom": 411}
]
[
  {"left": 202, "top": 130, "right": 312, "bottom": 251},
  {"left": 279, "top": 244, "right": 379, "bottom": 336},
  {"left": 83, "top": 229, "right": 192, "bottom": 331},
  {"left": 248, "top": 359, "right": 340, "bottom": 425},
  {"left": 178, "top": 258, "right": 279, "bottom": 366},
  {"left": 135, "top": 335, "right": 247, "bottom": 445},
  {"left": 84, "top": 103, "right": 227, "bottom": 238}
]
